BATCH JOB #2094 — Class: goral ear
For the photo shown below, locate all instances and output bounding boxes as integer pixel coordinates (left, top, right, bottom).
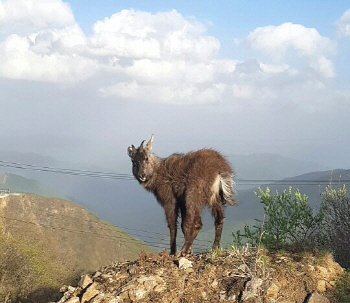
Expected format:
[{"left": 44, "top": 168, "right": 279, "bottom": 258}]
[
  {"left": 127, "top": 145, "right": 136, "bottom": 158},
  {"left": 145, "top": 134, "right": 154, "bottom": 151}
]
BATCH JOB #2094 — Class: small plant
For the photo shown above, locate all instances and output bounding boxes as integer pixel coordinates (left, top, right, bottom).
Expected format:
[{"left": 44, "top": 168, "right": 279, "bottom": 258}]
[
  {"left": 232, "top": 187, "right": 324, "bottom": 250},
  {"left": 209, "top": 247, "right": 224, "bottom": 259}
]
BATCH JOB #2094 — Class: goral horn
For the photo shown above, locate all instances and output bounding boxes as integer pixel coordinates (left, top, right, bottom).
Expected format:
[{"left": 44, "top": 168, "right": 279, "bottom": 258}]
[{"left": 140, "top": 140, "right": 145, "bottom": 149}]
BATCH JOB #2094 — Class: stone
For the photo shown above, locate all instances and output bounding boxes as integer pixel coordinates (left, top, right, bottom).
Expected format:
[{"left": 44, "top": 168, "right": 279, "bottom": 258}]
[
  {"left": 140, "top": 276, "right": 158, "bottom": 291},
  {"left": 211, "top": 279, "right": 219, "bottom": 288},
  {"left": 316, "top": 266, "right": 328, "bottom": 276},
  {"left": 178, "top": 257, "right": 192, "bottom": 270},
  {"left": 266, "top": 283, "right": 279, "bottom": 299},
  {"left": 57, "top": 286, "right": 78, "bottom": 303},
  {"left": 65, "top": 298, "right": 80, "bottom": 303},
  {"left": 128, "top": 288, "right": 147, "bottom": 301},
  {"left": 78, "top": 275, "right": 93, "bottom": 289},
  {"left": 317, "top": 280, "right": 327, "bottom": 293},
  {"left": 93, "top": 271, "right": 102, "bottom": 278},
  {"left": 138, "top": 275, "right": 165, "bottom": 291},
  {"left": 81, "top": 282, "right": 100, "bottom": 303},
  {"left": 154, "top": 284, "right": 167, "bottom": 292},
  {"left": 241, "top": 277, "right": 263, "bottom": 301},
  {"left": 306, "top": 292, "right": 330, "bottom": 303},
  {"left": 59, "top": 285, "right": 69, "bottom": 293}
]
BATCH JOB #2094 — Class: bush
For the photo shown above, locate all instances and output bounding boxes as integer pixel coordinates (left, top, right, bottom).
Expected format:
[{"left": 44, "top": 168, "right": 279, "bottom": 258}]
[
  {"left": 320, "top": 186, "right": 350, "bottom": 268},
  {"left": 232, "top": 187, "right": 324, "bottom": 249}
]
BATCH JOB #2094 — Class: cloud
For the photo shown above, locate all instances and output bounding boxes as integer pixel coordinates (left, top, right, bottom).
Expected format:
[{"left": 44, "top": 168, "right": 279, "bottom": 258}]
[
  {"left": 336, "top": 9, "right": 350, "bottom": 37},
  {"left": 246, "top": 22, "right": 335, "bottom": 78},
  {"left": 0, "top": 0, "right": 75, "bottom": 34},
  {"left": 89, "top": 9, "right": 220, "bottom": 61},
  {"left": 0, "top": 0, "right": 98, "bottom": 82},
  {"left": 0, "top": 1, "right": 344, "bottom": 109},
  {"left": 0, "top": 28, "right": 97, "bottom": 82}
]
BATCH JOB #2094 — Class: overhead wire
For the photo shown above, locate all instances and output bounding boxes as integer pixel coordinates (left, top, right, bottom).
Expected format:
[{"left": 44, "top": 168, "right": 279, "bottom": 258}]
[{"left": 0, "top": 159, "right": 348, "bottom": 185}]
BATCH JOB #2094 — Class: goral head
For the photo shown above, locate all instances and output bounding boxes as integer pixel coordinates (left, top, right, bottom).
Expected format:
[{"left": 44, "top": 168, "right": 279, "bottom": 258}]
[{"left": 127, "top": 134, "right": 155, "bottom": 184}]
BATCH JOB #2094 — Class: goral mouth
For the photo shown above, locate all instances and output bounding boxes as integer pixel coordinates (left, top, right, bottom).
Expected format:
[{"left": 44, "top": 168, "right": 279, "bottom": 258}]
[{"left": 138, "top": 176, "right": 147, "bottom": 182}]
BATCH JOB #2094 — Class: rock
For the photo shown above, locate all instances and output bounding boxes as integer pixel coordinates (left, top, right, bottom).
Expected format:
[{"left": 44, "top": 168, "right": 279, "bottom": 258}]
[
  {"left": 90, "top": 293, "right": 122, "bottom": 303},
  {"left": 57, "top": 286, "right": 78, "bottom": 303},
  {"left": 211, "top": 279, "right": 219, "bottom": 288},
  {"left": 139, "top": 275, "right": 161, "bottom": 291},
  {"left": 154, "top": 284, "right": 167, "bottom": 292},
  {"left": 128, "top": 288, "right": 147, "bottom": 301},
  {"left": 81, "top": 282, "right": 100, "bottom": 303},
  {"left": 266, "top": 282, "right": 279, "bottom": 299},
  {"left": 52, "top": 250, "right": 344, "bottom": 303},
  {"left": 59, "top": 285, "right": 69, "bottom": 293},
  {"left": 178, "top": 257, "right": 192, "bottom": 270},
  {"left": 306, "top": 292, "right": 330, "bottom": 303},
  {"left": 93, "top": 271, "right": 102, "bottom": 278},
  {"left": 317, "top": 280, "right": 327, "bottom": 293},
  {"left": 78, "top": 275, "right": 93, "bottom": 289},
  {"left": 241, "top": 277, "right": 263, "bottom": 301},
  {"left": 316, "top": 266, "right": 328, "bottom": 276}
]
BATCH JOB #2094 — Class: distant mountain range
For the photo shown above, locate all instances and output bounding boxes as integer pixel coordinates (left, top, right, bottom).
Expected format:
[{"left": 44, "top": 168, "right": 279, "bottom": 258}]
[
  {"left": 228, "top": 153, "right": 329, "bottom": 180},
  {"left": 0, "top": 172, "right": 66, "bottom": 198}
]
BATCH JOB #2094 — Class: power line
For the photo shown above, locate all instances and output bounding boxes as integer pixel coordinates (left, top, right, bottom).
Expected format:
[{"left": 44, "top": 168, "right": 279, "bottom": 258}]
[
  {"left": 0, "top": 160, "right": 134, "bottom": 180},
  {"left": 0, "top": 159, "right": 348, "bottom": 185}
]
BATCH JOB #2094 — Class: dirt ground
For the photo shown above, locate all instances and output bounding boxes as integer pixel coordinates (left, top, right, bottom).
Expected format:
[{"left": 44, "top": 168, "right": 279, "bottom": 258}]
[{"left": 55, "top": 248, "right": 344, "bottom": 303}]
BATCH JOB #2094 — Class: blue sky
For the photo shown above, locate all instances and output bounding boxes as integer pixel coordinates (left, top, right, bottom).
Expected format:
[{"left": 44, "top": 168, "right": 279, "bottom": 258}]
[
  {"left": 69, "top": 1, "right": 350, "bottom": 57},
  {"left": 1, "top": 0, "right": 350, "bottom": 169}
]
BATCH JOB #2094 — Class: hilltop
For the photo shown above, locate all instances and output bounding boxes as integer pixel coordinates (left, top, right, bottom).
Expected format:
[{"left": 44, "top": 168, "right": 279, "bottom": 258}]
[
  {"left": 53, "top": 249, "right": 344, "bottom": 303},
  {"left": 0, "top": 172, "right": 67, "bottom": 199},
  {"left": 0, "top": 193, "right": 153, "bottom": 302}
]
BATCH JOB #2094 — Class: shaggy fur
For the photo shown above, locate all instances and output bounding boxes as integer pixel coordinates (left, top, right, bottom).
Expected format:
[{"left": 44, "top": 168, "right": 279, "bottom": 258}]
[{"left": 128, "top": 135, "right": 236, "bottom": 255}]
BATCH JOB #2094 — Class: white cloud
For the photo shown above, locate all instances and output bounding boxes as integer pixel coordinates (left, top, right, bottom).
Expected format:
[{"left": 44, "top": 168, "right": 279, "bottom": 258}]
[
  {"left": 100, "top": 80, "right": 226, "bottom": 104},
  {"left": 336, "top": 9, "right": 350, "bottom": 37},
  {"left": 0, "top": 1, "right": 343, "bottom": 109},
  {"left": 246, "top": 22, "right": 335, "bottom": 78},
  {"left": 0, "top": 0, "right": 97, "bottom": 82},
  {"left": 89, "top": 9, "right": 220, "bottom": 61},
  {"left": 0, "top": 33, "right": 97, "bottom": 82},
  {"left": 0, "top": 0, "right": 75, "bottom": 34}
]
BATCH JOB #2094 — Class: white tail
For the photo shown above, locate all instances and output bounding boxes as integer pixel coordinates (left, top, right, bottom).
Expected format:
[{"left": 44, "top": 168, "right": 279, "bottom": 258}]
[{"left": 220, "top": 173, "right": 236, "bottom": 206}]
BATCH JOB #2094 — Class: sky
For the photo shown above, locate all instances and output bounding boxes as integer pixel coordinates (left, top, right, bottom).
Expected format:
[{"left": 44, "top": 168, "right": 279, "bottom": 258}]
[{"left": 1, "top": 0, "right": 350, "bottom": 170}]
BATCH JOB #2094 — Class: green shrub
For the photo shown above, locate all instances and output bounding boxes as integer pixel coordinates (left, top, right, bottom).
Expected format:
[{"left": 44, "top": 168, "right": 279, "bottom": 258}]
[
  {"left": 320, "top": 186, "right": 350, "bottom": 269},
  {"left": 232, "top": 187, "right": 324, "bottom": 249}
]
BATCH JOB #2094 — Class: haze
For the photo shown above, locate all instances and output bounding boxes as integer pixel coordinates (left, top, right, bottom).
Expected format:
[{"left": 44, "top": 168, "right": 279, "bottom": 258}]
[{"left": 1, "top": 0, "right": 350, "bottom": 170}]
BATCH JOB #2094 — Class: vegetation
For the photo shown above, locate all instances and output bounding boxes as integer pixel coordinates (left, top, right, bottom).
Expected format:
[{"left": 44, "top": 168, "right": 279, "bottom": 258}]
[
  {"left": 330, "top": 270, "right": 350, "bottom": 303},
  {"left": 232, "top": 185, "right": 350, "bottom": 268},
  {"left": 319, "top": 186, "right": 350, "bottom": 269},
  {"left": 232, "top": 187, "right": 324, "bottom": 249},
  {"left": 232, "top": 185, "right": 350, "bottom": 302}
]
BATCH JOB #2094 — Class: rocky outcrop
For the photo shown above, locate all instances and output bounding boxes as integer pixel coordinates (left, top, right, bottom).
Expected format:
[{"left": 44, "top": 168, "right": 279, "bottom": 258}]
[{"left": 52, "top": 249, "right": 343, "bottom": 303}]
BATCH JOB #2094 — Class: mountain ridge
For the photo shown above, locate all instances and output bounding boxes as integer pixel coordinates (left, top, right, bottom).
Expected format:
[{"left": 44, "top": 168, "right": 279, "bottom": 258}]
[{"left": 0, "top": 193, "right": 153, "bottom": 302}]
